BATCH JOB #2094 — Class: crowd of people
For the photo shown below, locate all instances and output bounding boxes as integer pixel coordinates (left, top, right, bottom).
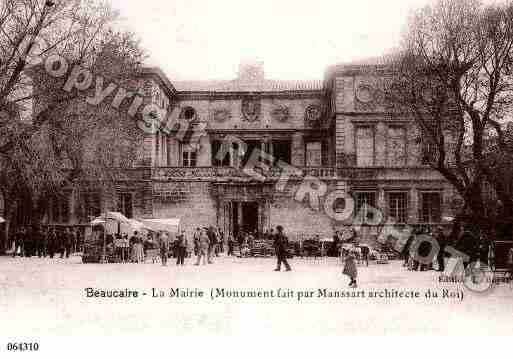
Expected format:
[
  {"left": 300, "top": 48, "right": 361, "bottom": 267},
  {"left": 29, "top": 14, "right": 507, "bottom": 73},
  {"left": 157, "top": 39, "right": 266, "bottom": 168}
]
[
  {"left": 7, "top": 220, "right": 513, "bottom": 292},
  {"left": 400, "top": 223, "right": 489, "bottom": 273},
  {"left": 123, "top": 225, "right": 293, "bottom": 271},
  {"left": 9, "top": 226, "right": 82, "bottom": 259}
]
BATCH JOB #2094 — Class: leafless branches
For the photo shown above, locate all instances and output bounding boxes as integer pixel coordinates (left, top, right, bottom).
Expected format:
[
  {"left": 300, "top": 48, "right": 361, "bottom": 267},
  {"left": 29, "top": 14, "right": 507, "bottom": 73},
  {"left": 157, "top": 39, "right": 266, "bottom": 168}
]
[{"left": 389, "top": 0, "right": 513, "bottom": 229}]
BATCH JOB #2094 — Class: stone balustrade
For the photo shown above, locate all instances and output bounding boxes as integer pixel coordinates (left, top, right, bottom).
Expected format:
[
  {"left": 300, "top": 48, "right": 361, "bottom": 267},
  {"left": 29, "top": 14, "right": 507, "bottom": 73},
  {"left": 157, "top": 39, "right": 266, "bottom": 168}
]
[
  {"left": 149, "top": 166, "right": 439, "bottom": 181},
  {"left": 111, "top": 166, "right": 442, "bottom": 182}
]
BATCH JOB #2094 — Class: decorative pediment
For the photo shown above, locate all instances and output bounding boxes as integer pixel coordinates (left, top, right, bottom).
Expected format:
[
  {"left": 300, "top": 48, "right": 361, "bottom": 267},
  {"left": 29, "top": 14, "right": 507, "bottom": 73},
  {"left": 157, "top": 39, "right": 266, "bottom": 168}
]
[
  {"left": 305, "top": 104, "right": 322, "bottom": 127},
  {"left": 212, "top": 108, "right": 231, "bottom": 123},
  {"left": 271, "top": 105, "right": 290, "bottom": 122},
  {"left": 241, "top": 96, "right": 261, "bottom": 122}
]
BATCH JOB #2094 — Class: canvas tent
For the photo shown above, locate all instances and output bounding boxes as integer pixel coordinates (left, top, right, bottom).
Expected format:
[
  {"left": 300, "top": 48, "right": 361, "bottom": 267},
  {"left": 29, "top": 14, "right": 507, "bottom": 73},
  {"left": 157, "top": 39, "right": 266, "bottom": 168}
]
[
  {"left": 90, "top": 213, "right": 148, "bottom": 235},
  {"left": 140, "top": 218, "right": 180, "bottom": 234},
  {"left": 91, "top": 212, "right": 131, "bottom": 224},
  {"left": 120, "top": 219, "right": 148, "bottom": 235}
]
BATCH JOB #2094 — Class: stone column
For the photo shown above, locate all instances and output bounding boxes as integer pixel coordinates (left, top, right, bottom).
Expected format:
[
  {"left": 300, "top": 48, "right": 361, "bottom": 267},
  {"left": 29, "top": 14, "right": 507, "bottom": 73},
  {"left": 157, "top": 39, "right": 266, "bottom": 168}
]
[
  {"left": 197, "top": 133, "right": 212, "bottom": 166},
  {"left": 375, "top": 121, "right": 386, "bottom": 167},
  {"left": 409, "top": 187, "right": 419, "bottom": 224},
  {"left": 69, "top": 188, "right": 77, "bottom": 224},
  {"left": 137, "top": 134, "right": 156, "bottom": 167},
  {"left": 161, "top": 133, "right": 167, "bottom": 166},
  {"left": 335, "top": 115, "right": 346, "bottom": 167},
  {"left": 407, "top": 124, "right": 421, "bottom": 167},
  {"left": 237, "top": 202, "right": 243, "bottom": 229},
  {"left": 167, "top": 137, "right": 179, "bottom": 167},
  {"left": 333, "top": 76, "right": 355, "bottom": 168},
  {"left": 377, "top": 186, "right": 386, "bottom": 216},
  {"left": 291, "top": 132, "right": 305, "bottom": 167}
]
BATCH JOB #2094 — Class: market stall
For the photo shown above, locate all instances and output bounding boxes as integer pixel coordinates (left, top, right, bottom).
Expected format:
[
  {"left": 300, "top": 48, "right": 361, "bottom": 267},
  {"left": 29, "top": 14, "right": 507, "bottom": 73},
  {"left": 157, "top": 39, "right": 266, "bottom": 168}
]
[
  {"left": 138, "top": 218, "right": 181, "bottom": 261},
  {"left": 139, "top": 218, "right": 180, "bottom": 234},
  {"left": 83, "top": 212, "right": 139, "bottom": 263}
]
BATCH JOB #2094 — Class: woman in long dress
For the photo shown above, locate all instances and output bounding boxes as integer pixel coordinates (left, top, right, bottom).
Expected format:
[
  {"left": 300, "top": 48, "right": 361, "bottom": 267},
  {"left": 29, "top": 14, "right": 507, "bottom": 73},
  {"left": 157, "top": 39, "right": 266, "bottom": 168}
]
[
  {"left": 136, "top": 236, "right": 144, "bottom": 263},
  {"left": 343, "top": 250, "right": 358, "bottom": 288},
  {"left": 130, "top": 232, "right": 137, "bottom": 263}
]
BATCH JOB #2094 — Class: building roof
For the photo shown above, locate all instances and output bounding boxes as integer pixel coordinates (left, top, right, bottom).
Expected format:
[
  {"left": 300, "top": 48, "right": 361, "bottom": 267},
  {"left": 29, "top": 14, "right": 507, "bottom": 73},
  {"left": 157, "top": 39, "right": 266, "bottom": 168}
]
[
  {"left": 326, "top": 51, "right": 401, "bottom": 76},
  {"left": 144, "top": 55, "right": 404, "bottom": 95},
  {"left": 172, "top": 79, "right": 324, "bottom": 93}
]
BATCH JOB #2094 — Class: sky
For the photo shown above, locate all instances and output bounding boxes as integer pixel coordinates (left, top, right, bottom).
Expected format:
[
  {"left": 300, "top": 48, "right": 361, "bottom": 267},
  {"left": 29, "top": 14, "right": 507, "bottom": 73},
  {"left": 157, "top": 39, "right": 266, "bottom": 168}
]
[{"left": 109, "top": 0, "right": 431, "bottom": 81}]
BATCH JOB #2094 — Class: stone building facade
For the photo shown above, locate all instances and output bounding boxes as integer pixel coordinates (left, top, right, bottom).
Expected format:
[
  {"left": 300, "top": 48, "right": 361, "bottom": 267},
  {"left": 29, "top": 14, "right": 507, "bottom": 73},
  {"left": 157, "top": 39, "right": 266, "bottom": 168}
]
[{"left": 44, "top": 59, "right": 458, "bottom": 241}]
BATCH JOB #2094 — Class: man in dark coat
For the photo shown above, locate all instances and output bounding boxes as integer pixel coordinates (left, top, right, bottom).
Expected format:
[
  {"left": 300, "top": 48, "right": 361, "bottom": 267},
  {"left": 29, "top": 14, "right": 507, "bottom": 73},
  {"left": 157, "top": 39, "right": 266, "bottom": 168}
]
[
  {"left": 34, "top": 226, "right": 44, "bottom": 258},
  {"left": 65, "top": 228, "right": 75, "bottom": 258},
  {"left": 47, "top": 228, "right": 57, "bottom": 258},
  {"left": 273, "top": 225, "right": 291, "bottom": 271},
  {"left": 436, "top": 226, "right": 447, "bottom": 272},
  {"left": 39, "top": 227, "right": 48, "bottom": 258},
  {"left": 12, "top": 227, "right": 25, "bottom": 257},
  {"left": 58, "top": 229, "right": 67, "bottom": 258},
  {"left": 457, "top": 224, "right": 480, "bottom": 269},
  {"left": 24, "top": 227, "right": 33, "bottom": 257},
  {"left": 207, "top": 226, "right": 217, "bottom": 264},
  {"left": 176, "top": 230, "right": 187, "bottom": 266}
]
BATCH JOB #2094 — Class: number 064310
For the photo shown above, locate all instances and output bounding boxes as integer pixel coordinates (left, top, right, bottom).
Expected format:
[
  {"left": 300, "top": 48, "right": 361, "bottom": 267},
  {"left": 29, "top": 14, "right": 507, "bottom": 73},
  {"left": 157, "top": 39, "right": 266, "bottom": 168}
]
[{"left": 7, "top": 342, "right": 39, "bottom": 351}]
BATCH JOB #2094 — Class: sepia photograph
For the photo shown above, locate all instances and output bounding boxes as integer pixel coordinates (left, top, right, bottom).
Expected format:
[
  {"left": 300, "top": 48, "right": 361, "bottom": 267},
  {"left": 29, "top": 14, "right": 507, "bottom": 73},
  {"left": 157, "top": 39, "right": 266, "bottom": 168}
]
[{"left": 1, "top": 0, "right": 513, "bottom": 354}]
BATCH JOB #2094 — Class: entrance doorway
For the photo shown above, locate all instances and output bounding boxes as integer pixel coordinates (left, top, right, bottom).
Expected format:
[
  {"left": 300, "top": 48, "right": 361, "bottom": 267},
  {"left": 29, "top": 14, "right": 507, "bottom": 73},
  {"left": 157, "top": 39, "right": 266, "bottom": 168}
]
[
  {"left": 230, "top": 201, "right": 259, "bottom": 237},
  {"left": 242, "top": 202, "right": 258, "bottom": 234}
]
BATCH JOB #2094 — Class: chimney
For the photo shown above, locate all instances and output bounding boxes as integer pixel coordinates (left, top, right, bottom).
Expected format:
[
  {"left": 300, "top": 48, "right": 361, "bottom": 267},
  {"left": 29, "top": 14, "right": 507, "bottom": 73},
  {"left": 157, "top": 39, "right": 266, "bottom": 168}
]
[{"left": 238, "top": 59, "right": 265, "bottom": 83}]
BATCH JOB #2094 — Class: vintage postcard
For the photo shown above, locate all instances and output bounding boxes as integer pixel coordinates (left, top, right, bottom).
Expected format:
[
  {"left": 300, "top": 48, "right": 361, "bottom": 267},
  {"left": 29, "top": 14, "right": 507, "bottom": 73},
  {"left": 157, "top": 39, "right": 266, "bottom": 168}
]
[{"left": 1, "top": 0, "right": 512, "bottom": 354}]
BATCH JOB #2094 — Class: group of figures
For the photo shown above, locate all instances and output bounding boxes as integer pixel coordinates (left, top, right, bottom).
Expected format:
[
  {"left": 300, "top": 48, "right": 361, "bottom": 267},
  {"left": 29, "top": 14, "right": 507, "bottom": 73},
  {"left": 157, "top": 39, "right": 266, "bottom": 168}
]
[
  {"left": 149, "top": 225, "right": 292, "bottom": 271},
  {"left": 9, "top": 226, "right": 81, "bottom": 259},
  {"left": 401, "top": 223, "right": 490, "bottom": 273}
]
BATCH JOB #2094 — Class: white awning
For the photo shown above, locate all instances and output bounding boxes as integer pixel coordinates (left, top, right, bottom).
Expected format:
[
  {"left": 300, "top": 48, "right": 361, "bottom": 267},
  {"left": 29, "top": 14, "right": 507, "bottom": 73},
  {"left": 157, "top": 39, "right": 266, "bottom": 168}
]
[
  {"left": 90, "top": 212, "right": 132, "bottom": 225},
  {"left": 127, "top": 219, "right": 145, "bottom": 229},
  {"left": 140, "top": 218, "right": 180, "bottom": 233},
  {"left": 90, "top": 218, "right": 106, "bottom": 226},
  {"left": 0, "top": 217, "right": 5, "bottom": 224}
]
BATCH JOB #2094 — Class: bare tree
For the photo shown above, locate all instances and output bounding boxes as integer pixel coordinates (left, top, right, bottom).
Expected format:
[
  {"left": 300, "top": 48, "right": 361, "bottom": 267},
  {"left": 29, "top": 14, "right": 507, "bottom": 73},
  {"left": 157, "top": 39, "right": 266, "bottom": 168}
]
[
  {"left": 0, "top": 0, "right": 147, "bottom": 251},
  {"left": 388, "top": 0, "right": 513, "bottom": 239}
]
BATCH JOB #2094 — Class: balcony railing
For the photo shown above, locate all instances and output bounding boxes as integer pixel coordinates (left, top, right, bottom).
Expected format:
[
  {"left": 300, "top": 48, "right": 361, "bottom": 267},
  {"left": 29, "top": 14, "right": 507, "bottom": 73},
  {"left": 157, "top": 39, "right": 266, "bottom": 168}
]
[
  {"left": 150, "top": 166, "right": 444, "bottom": 181},
  {"left": 151, "top": 166, "right": 362, "bottom": 181}
]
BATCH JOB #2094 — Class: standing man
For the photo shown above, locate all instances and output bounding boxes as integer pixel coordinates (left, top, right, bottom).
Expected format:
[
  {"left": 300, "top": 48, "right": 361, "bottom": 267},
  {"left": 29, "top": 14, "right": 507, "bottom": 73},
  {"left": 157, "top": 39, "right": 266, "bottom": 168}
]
[
  {"left": 34, "top": 226, "right": 43, "bottom": 258},
  {"left": 273, "top": 225, "right": 291, "bottom": 272},
  {"left": 11, "top": 227, "right": 20, "bottom": 257},
  {"left": 195, "top": 228, "right": 209, "bottom": 266},
  {"left": 58, "top": 229, "right": 66, "bottom": 258},
  {"left": 47, "top": 227, "right": 57, "bottom": 259},
  {"left": 24, "top": 226, "right": 34, "bottom": 257},
  {"left": 158, "top": 231, "right": 169, "bottom": 266},
  {"left": 207, "top": 226, "right": 216, "bottom": 264},
  {"left": 75, "top": 228, "right": 82, "bottom": 253},
  {"left": 16, "top": 227, "right": 26, "bottom": 257},
  {"left": 65, "top": 228, "right": 74, "bottom": 258},
  {"left": 436, "top": 226, "right": 447, "bottom": 272},
  {"left": 227, "top": 233, "right": 234, "bottom": 256},
  {"left": 193, "top": 228, "right": 201, "bottom": 256},
  {"left": 176, "top": 229, "right": 187, "bottom": 266}
]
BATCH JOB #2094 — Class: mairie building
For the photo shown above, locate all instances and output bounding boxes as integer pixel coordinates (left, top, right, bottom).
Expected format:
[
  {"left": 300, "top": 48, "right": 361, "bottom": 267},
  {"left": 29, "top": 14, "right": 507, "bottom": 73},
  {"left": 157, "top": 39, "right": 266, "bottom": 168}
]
[{"left": 39, "top": 59, "right": 459, "bottom": 240}]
